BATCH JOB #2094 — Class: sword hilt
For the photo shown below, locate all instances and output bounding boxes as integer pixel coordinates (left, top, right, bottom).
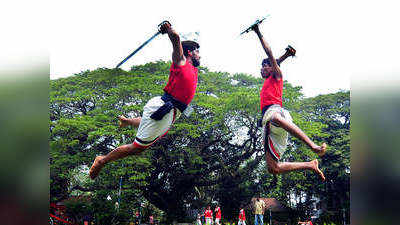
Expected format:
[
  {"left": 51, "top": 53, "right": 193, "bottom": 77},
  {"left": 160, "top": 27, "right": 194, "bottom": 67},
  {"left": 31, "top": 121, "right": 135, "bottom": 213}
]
[
  {"left": 158, "top": 20, "right": 171, "bottom": 34},
  {"left": 285, "top": 45, "right": 296, "bottom": 57}
]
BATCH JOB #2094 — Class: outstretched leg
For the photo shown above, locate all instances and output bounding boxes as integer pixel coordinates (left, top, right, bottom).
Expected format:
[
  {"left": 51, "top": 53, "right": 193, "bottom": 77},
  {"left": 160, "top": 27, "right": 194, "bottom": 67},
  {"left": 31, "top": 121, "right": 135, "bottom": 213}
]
[
  {"left": 265, "top": 151, "right": 325, "bottom": 180},
  {"left": 271, "top": 112, "right": 327, "bottom": 156},
  {"left": 119, "top": 115, "right": 141, "bottom": 128},
  {"left": 89, "top": 143, "right": 145, "bottom": 179}
]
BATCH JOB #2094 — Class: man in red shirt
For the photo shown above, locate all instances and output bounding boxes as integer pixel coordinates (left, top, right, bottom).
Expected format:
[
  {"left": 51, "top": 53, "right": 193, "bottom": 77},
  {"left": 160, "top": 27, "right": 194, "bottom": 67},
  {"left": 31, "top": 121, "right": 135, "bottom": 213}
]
[
  {"left": 204, "top": 206, "right": 213, "bottom": 225},
  {"left": 149, "top": 215, "right": 154, "bottom": 225},
  {"left": 196, "top": 213, "right": 202, "bottom": 225},
  {"left": 250, "top": 23, "right": 326, "bottom": 180},
  {"left": 134, "top": 211, "right": 140, "bottom": 225},
  {"left": 238, "top": 206, "right": 246, "bottom": 225},
  {"left": 89, "top": 21, "right": 200, "bottom": 179},
  {"left": 214, "top": 205, "right": 221, "bottom": 225}
]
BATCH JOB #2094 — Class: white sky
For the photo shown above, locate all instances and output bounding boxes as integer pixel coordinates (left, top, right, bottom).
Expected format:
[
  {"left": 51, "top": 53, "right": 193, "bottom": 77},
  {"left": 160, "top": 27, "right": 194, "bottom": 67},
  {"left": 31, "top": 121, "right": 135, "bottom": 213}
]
[{"left": 48, "top": 0, "right": 400, "bottom": 97}]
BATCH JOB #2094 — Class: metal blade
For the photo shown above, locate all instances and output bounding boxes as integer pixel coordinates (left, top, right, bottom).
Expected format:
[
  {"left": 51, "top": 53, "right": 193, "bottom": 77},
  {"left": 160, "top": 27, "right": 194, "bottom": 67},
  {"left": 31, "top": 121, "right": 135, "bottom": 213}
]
[
  {"left": 240, "top": 15, "right": 270, "bottom": 36},
  {"left": 116, "top": 31, "right": 161, "bottom": 68}
]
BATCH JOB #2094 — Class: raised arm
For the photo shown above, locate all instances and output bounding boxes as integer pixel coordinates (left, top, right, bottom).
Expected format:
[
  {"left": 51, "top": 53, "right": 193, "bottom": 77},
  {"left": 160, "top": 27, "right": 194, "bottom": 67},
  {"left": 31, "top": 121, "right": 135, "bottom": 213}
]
[
  {"left": 252, "top": 25, "right": 282, "bottom": 79},
  {"left": 277, "top": 45, "right": 296, "bottom": 66},
  {"left": 260, "top": 45, "right": 296, "bottom": 78},
  {"left": 159, "top": 22, "right": 186, "bottom": 66}
]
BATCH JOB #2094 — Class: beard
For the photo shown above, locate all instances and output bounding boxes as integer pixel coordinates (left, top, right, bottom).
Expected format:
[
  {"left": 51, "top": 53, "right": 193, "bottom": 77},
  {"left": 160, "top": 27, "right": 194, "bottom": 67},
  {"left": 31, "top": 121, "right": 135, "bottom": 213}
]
[
  {"left": 192, "top": 57, "right": 200, "bottom": 67},
  {"left": 261, "top": 66, "right": 272, "bottom": 78}
]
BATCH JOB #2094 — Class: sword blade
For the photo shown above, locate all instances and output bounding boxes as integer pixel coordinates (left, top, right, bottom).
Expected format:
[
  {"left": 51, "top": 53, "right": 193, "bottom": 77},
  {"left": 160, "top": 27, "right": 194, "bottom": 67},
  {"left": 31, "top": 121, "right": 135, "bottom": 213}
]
[
  {"left": 116, "top": 31, "right": 161, "bottom": 68},
  {"left": 239, "top": 15, "right": 270, "bottom": 36}
]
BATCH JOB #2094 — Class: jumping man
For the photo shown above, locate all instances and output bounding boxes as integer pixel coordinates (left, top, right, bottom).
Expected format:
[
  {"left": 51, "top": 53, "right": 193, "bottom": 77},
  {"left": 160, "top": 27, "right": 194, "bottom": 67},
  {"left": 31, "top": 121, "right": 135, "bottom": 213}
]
[
  {"left": 89, "top": 21, "right": 201, "bottom": 179},
  {"left": 251, "top": 23, "right": 327, "bottom": 180}
]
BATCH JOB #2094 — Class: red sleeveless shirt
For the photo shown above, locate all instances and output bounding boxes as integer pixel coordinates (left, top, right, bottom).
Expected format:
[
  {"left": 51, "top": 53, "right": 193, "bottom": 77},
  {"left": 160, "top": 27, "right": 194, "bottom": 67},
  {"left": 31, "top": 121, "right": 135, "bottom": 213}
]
[
  {"left": 163, "top": 61, "right": 198, "bottom": 105},
  {"left": 204, "top": 209, "right": 213, "bottom": 218},
  {"left": 215, "top": 207, "right": 221, "bottom": 219},
  {"left": 260, "top": 75, "right": 283, "bottom": 110},
  {"left": 239, "top": 209, "right": 246, "bottom": 220}
]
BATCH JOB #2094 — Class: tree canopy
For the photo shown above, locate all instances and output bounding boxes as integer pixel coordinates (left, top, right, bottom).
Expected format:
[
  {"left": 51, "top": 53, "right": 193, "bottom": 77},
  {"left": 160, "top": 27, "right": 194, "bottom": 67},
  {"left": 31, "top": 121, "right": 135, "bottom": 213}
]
[{"left": 50, "top": 61, "right": 349, "bottom": 224}]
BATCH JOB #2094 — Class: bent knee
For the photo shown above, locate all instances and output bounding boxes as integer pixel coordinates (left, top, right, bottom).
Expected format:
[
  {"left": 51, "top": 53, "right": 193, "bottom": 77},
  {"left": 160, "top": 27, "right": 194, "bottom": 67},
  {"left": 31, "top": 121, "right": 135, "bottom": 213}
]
[
  {"left": 267, "top": 163, "right": 280, "bottom": 174},
  {"left": 270, "top": 112, "right": 284, "bottom": 125},
  {"left": 268, "top": 167, "right": 280, "bottom": 175}
]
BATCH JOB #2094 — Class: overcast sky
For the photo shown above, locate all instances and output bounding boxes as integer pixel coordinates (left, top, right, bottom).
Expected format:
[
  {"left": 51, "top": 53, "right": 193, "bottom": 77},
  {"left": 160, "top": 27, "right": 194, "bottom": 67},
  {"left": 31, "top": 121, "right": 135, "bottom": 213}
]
[{"left": 49, "top": 0, "right": 400, "bottom": 97}]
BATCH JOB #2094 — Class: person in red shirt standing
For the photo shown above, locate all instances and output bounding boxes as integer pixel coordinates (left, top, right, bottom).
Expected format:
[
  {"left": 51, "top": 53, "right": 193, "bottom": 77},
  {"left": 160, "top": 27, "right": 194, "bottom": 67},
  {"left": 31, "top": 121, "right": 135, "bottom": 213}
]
[
  {"left": 89, "top": 21, "right": 201, "bottom": 179},
  {"left": 204, "top": 206, "right": 213, "bottom": 225},
  {"left": 149, "top": 215, "right": 154, "bottom": 225},
  {"left": 249, "top": 23, "right": 327, "bottom": 180},
  {"left": 238, "top": 206, "right": 246, "bottom": 225},
  {"left": 196, "top": 213, "right": 202, "bottom": 225},
  {"left": 214, "top": 205, "right": 221, "bottom": 225},
  {"left": 134, "top": 211, "right": 140, "bottom": 225}
]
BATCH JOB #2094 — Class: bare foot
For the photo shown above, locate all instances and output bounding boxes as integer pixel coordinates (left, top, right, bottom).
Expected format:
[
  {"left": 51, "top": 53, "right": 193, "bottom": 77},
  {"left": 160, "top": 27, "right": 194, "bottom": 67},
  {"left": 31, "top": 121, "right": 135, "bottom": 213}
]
[
  {"left": 313, "top": 143, "right": 327, "bottom": 157},
  {"left": 118, "top": 115, "right": 129, "bottom": 128},
  {"left": 311, "top": 159, "right": 325, "bottom": 181},
  {"left": 89, "top": 156, "right": 106, "bottom": 179}
]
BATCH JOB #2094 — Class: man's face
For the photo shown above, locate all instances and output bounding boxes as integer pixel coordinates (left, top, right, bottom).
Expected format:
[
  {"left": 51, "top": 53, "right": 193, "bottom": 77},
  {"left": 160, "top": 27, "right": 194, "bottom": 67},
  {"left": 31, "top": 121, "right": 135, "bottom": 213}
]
[
  {"left": 189, "top": 49, "right": 201, "bottom": 67},
  {"left": 261, "top": 63, "right": 273, "bottom": 78}
]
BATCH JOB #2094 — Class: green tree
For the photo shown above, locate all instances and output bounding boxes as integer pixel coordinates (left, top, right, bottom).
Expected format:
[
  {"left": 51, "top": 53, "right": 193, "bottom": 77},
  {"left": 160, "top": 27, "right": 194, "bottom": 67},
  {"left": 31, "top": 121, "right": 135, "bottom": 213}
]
[
  {"left": 296, "top": 91, "right": 350, "bottom": 224},
  {"left": 50, "top": 61, "right": 349, "bottom": 224}
]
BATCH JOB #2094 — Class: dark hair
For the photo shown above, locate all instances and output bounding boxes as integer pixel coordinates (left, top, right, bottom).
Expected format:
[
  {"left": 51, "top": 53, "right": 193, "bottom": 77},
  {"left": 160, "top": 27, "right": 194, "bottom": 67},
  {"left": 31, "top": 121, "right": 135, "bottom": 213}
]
[
  {"left": 182, "top": 40, "right": 200, "bottom": 57},
  {"left": 262, "top": 58, "right": 271, "bottom": 66}
]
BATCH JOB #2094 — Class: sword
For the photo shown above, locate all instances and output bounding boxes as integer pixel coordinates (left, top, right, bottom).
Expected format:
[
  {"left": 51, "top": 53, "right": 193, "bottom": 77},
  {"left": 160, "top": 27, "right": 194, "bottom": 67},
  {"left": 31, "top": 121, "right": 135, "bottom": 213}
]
[
  {"left": 116, "top": 21, "right": 170, "bottom": 68},
  {"left": 240, "top": 15, "right": 269, "bottom": 36}
]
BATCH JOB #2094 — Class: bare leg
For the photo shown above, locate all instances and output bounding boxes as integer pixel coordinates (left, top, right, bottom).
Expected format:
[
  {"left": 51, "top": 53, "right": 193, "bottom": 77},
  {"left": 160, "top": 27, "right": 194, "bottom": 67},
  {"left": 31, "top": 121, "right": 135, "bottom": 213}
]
[
  {"left": 271, "top": 112, "right": 327, "bottom": 156},
  {"left": 265, "top": 152, "right": 325, "bottom": 180},
  {"left": 119, "top": 115, "right": 141, "bottom": 128},
  {"left": 89, "top": 143, "right": 145, "bottom": 179}
]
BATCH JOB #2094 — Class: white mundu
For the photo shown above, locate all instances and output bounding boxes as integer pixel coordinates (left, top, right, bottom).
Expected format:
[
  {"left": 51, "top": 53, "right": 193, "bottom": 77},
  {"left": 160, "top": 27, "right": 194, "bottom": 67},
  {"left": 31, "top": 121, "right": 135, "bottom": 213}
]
[
  {"left": 262, "top": 104, "right": 293, "bottom": 161},
  {"left": 133, "top": 96, "right": 181, "bottom": 148}
]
